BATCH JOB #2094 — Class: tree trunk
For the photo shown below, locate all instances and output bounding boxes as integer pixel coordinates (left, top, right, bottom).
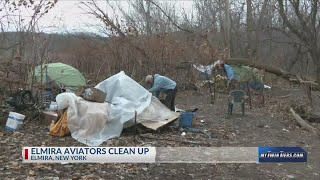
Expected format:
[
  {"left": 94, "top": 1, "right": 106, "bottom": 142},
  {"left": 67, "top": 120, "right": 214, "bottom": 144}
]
[
  {"left": 310, "top": 49, "right": 320, "bottom": 83},
  {"left": 246, "top": 0, "right": 254, "bottom": 59},
  {"left": 145, "top": 0, "right": 152, "bottom": 35},
  {"left": 316, "top": 64, "right": 320, "bottom": 84},
  {"left": 224, "top": 0, "right": 231, "bottom": 58}
]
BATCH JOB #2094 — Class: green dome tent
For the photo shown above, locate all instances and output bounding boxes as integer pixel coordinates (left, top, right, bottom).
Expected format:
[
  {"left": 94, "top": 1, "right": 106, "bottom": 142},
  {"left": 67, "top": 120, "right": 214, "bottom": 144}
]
[
  {"left": 31, "top": 63, "right": 86, "bottom": 91},
  {"left": 231, "top": 65, "right": 275, "bottom": 83},
  {"left": 231, "top": 65, "right": 262, "bottom": 82}
]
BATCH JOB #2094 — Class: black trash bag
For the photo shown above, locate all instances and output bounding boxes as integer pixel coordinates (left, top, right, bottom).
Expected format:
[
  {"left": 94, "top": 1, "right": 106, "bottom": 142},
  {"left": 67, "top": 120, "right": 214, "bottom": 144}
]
[{"left": 5, "top": 90, "right": 35, "bottom": 111}]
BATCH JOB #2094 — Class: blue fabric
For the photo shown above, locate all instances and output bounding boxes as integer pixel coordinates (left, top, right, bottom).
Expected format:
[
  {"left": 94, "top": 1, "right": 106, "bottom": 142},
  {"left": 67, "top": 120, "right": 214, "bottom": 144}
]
[
  {"left": 224, "top": 64, "right": 236, "bottom": 80},
  {"left": 8, "top": 116, "right": 24, "bottom": 122},
  {"left": 148, "top": 74, "right": 176, "bottom": 95}
]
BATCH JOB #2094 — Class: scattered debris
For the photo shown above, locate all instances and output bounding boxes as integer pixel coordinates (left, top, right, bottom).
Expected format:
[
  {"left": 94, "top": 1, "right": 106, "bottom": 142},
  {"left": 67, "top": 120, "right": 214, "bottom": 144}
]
[
  {"left": 282, "top": 128, "right": 289, "bottom": 132},
  {"left": 142, "top": 167, "right": 148, "bottom": 171},
  {"left": 286, "top": 175, "right": 295, "bottom": 179},
  {"left": 257, "top": 124, "right": 265, "bottom": 128},
  {"left": 29, "top": 170, "right": 35, "bottom": 176},
  {"left": 275, "top": 93, "right": 292, "bottom": 99},
  {"left": 1, "top": 72, "right": 320, "bottom": 179}
]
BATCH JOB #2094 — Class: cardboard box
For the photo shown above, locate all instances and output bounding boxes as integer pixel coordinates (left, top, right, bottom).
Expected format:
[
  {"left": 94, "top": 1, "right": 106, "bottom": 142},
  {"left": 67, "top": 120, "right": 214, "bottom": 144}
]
[
  {"left": 82, "top": 88, "right": 106, "bottom": 103},
  {"left": 41, "top": 110, "right": 58, "bottom": 125}
]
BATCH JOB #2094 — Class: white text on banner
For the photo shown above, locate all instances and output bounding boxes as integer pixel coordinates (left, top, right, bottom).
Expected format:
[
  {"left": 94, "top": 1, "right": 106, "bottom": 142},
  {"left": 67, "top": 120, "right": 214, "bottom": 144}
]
[{"left": 22, "top": 147, "right": 156, "bottom": 163}]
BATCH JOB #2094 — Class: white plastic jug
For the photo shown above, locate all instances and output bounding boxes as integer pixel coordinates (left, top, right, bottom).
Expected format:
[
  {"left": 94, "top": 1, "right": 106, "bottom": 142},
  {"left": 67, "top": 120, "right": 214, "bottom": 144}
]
[
  {"left": 5, "top": 112, "right": 25, "bottom": 131},
  {"left": 48, "top": 101, "right": 58, "bottom": 111}
]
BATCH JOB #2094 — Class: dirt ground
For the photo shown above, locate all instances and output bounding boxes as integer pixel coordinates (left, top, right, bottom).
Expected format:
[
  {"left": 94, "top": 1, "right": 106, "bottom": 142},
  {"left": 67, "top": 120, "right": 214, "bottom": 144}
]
[{"left": 0, "top": 84, "right": 320, "bottom": 179}]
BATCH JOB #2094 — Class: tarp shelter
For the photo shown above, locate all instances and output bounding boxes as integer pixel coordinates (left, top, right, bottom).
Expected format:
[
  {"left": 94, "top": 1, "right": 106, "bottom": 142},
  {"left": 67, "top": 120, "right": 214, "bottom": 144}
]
[
  {"left": 193, "top": 63, "right": 265, "bottom": 82},
  {"left": 231, "top": 65, "right": 263, "bottom": 82},
  {"left": 193, "top": 64, "right": 215, "bottom": 80},
  {"left": 193, "top": 63, "right": 273, "bottom": 90},
  {"left": 31, "top": 63, "right": 86, "bottom": 91},
  {"left": 55, "top": 71, "right": 180, "bottom": 146}
]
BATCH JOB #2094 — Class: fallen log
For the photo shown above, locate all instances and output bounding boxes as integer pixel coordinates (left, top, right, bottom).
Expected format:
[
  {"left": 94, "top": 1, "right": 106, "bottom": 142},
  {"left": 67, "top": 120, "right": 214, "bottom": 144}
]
[
  {"left": 289, "top": 78, "right": 318, "bottom": 86},
  {"left": 289, "top": 108, "right": 319, "bottom": 135},
  {"left": 300, "top": 114, "right": 320, "bottom": 123},
  {"left": 226, "top": 58, "right": 293, "bottom": 79},
  {"left": 225, "top": 58, "right": 319, "bottom": 90}
]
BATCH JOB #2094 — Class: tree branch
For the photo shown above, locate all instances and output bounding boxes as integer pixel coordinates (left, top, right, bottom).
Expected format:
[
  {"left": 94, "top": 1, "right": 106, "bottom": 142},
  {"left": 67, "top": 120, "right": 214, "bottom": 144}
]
[
  {"left": 277, "top": 0, "right": 310, "bottom": 47},
  {"left": 146, "top": 0, "right": 193, "bottom": 34},
  {"left": 0, "top": 42, "right": 20, "bottom": 50},
  {"left": 289, "top": 0, "right": 312, "bottom": 35},
  {"left": 145, "top": 0, "right": 218, "bottom": 61},
  {"left": 310, "top": 0, "right": 318, "bottom": 35}
]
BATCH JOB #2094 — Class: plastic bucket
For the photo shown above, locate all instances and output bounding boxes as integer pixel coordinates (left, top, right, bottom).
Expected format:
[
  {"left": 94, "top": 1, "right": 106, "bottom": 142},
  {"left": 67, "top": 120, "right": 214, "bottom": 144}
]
[
  {"left": 179, "top": 112, "right": 195, "bottom": 128},
  {"left": 5, "top": 112, "right": 25, "bottom": 131}
]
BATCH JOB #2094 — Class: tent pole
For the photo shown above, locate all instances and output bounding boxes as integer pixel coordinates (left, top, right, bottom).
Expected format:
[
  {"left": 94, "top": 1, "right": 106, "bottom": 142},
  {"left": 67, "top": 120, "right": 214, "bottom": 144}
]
[
  {"left": 134, "top": 111, "right": 137, "bottom": 145},
  {"left": 247, "top": 82, "right": 252, "bottom": 109},
  {"left": 205, "top": 68, "right": 214, "bottom": 104}
]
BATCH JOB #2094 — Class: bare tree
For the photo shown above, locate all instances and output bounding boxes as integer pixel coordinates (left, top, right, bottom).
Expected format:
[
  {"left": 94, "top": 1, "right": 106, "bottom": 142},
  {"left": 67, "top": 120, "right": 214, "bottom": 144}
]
[
  {"left": 224, "top": 0, "right": 231, "bottom": 58},
  {"left": 0, "top": 0, "right": 58, "bottom": 93},
  {"left": 246, "top": 0, "right": 254, "bottom": 58},
  {"left": 277, "top": 0, "right": 320, "bottom": 82}
]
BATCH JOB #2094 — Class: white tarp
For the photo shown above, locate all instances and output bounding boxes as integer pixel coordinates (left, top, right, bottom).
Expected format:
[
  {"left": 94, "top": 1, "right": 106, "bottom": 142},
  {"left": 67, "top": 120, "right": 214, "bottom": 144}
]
[
  {"left": 193, "top": 64, "right": 215, "bottom": 74},
  {"left": 95, "top": 71, "right": 152, "bottom": 124},
  {"left": 193, "top": 64, "right": 215, "bottom": 81},
  {"left": 56, "top": 71, "right": 179, "bottom": 146}
]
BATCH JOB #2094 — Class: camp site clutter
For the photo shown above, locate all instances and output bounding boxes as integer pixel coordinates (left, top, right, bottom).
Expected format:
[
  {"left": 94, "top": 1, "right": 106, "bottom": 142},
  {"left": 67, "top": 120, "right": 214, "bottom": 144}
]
[{"left": 4, "top": 60, "right": 273, "bottom": 146}]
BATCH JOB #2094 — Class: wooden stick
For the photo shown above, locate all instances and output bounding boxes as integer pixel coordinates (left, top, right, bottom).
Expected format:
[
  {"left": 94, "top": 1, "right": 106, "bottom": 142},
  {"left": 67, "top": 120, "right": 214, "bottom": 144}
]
[
  {"left": 247, "top": 82, "right": 252, "bottom": 109},
  {"left": 299, "top": 114, "right": 320, "bottom": 123},
  {"left": 205, "top": 73, "right": 214, "bottom": 104},
  {"left": 290, "top": 108, "right": 319, "bottom": 135},
  {"left": 289, "top": 78, "right": 319, "bottom": 86},
  {"left": 275, "top": 93, "right": 292, "bottom": 99},
  {"left": 139, "top": 134, "right": 216, "bottom": 146},
  {"left": 213, "top": 78, "right": 216, "bottom": 101},
  {"left": 134, "top": 111, "right": 137, "bottom": 145}
]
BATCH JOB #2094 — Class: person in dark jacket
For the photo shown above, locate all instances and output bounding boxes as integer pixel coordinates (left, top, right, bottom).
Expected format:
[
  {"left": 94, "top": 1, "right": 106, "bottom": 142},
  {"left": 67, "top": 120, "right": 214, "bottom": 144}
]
[{"left": 145, "top": 74, "right": 177, "bottom": 111}]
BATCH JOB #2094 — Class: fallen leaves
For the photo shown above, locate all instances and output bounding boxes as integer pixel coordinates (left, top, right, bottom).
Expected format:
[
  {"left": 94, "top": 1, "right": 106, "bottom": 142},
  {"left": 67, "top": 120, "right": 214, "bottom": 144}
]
[
  {"left": 142, "top": 167, "right": 148, "bottom": 171},
  {"left": 9, "top": 162, "right": 20, "bottom": 170},
  {"left": 33, "top": 164, "right": 52, "bottom": 171}
]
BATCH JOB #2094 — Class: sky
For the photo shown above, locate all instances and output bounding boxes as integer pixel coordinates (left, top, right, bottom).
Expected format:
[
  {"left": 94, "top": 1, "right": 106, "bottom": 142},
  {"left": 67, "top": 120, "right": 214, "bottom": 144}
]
[{"left": 0, "top": 0, "right": 194, "bottom": 35}]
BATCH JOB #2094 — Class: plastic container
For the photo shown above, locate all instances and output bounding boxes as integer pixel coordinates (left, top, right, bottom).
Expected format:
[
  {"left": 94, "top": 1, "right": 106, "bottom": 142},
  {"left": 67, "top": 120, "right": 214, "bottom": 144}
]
[
  {"left": 49, "top": 101, "right": 58, "bottom": 111},
  {"left": 42, "top": 90, "right": 54, "bottom": 108},
  {"left": 5, "top": 112, "right": 25, "bottom": 131},
  {"left": 179, "top": 112, "right": 195, "bottom": 128}
]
